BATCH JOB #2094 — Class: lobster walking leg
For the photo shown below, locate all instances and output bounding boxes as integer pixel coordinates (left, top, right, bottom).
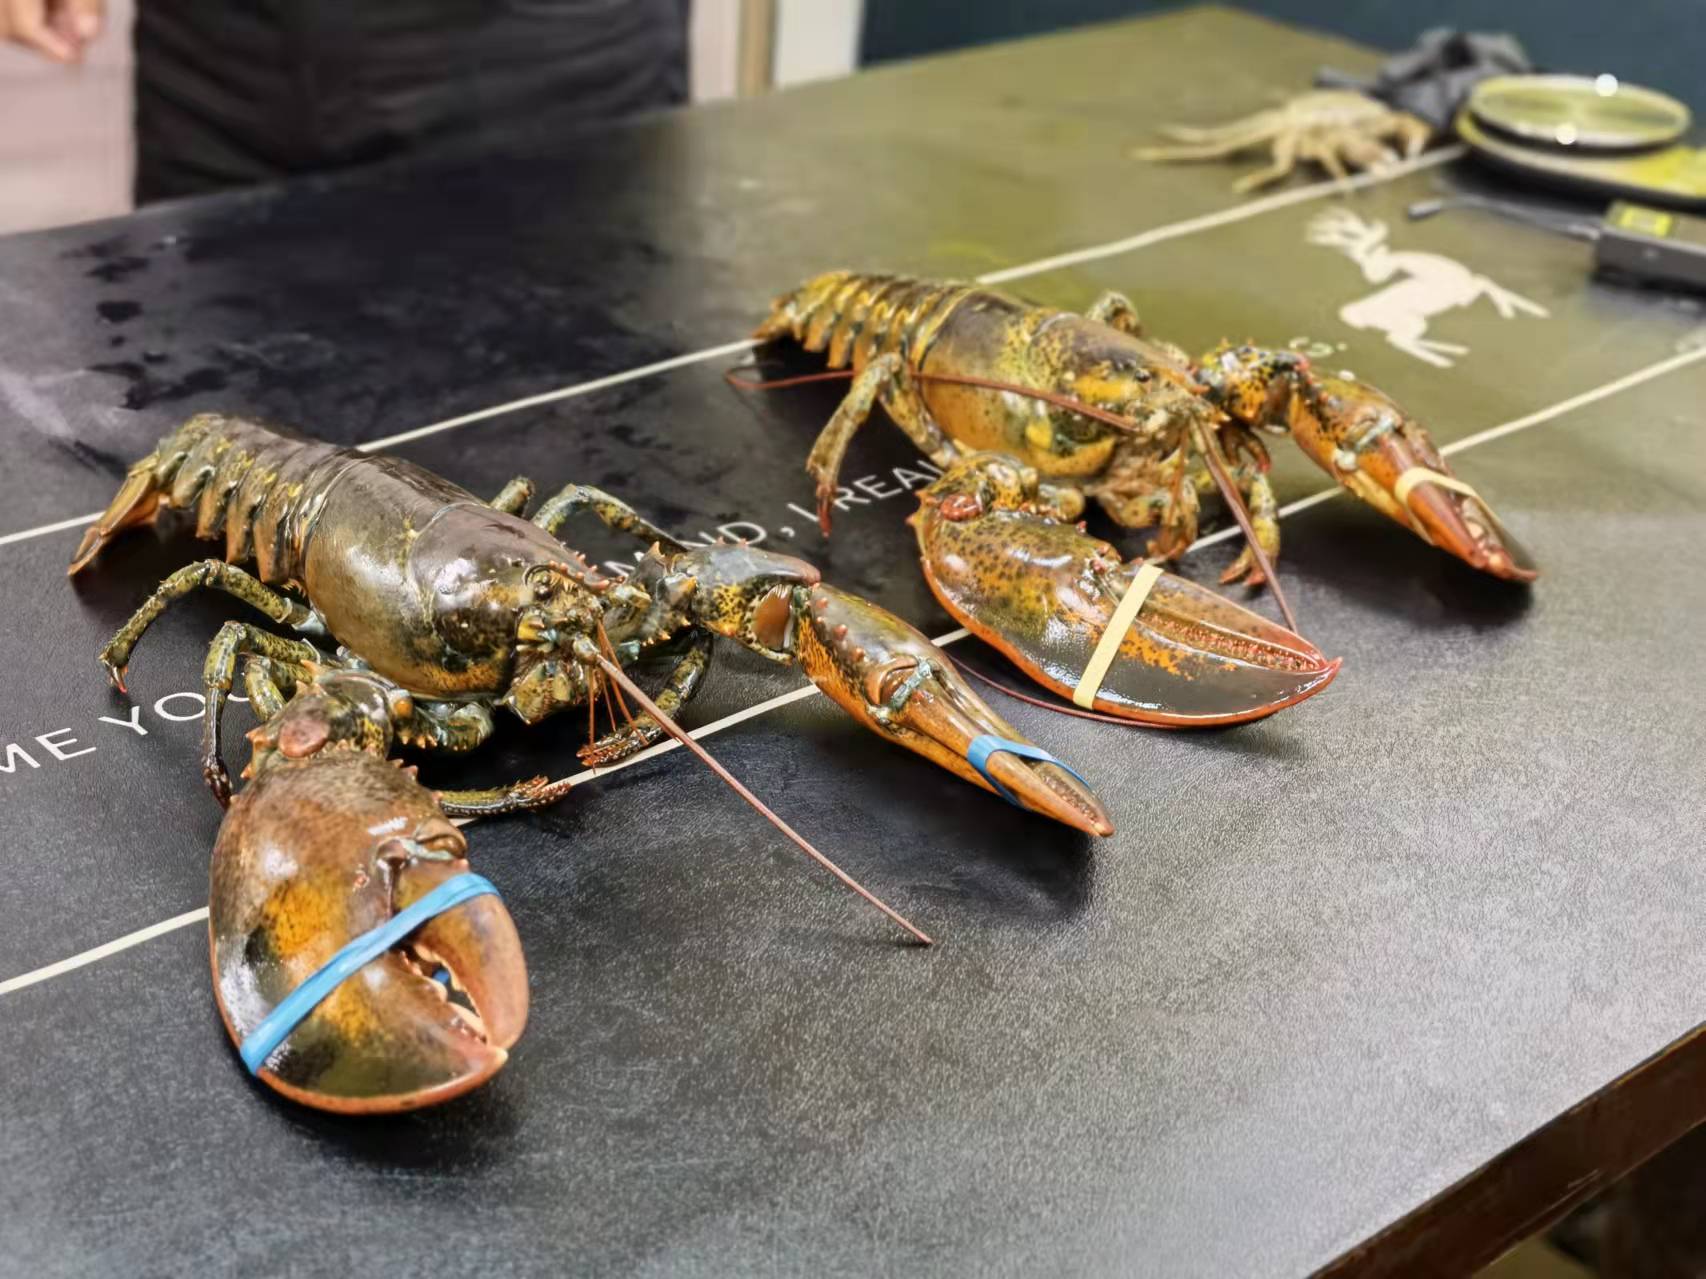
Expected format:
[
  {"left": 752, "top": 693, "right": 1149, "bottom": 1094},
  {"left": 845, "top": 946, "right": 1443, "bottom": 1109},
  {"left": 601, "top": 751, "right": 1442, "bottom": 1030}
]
[
  {"left": 532, "top": 483, "right": 685, "bottom": 551},
  {"left": 528, "top": 485, "right": 724, "bottom": 766},
  {"left": 405, "top": 700, "right": 497, "bottom": 753},
  {"left": 98, "top": 559, "right": 322, "bottom": 691},
  {"left": 806, "top": 351, "right": 960, "bottom": 532},
  {"left": 242, "top": 655, "right": 295, "bottom": 719},
  {"left": 1084, "top": 290, "right": 1144, "bottom": 336},
  {"left": 435, "top": 776, "right": 579, "bottom": 818},
  {"left": 201, "top": 621, "right": 322, "bottom": 803},
  {"left": 579, "top": 632, "right": 713, "bottom": 768},
  {"left": 489, "top": 476, "right": 535, "bottom": 516}
]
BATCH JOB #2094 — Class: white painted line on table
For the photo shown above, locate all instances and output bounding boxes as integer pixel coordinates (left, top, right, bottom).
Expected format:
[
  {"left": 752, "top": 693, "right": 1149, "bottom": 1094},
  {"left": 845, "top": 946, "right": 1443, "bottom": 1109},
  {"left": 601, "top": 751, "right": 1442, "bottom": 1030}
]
[
  {"left": 979, "top": 147, "right": 1464, "bottom": 285},
  {"left": 0, "top": 148, "right": 1462, "bottom": 553},
  {"left": 0, "top": 907, "right": 209, "bottom": 996}
]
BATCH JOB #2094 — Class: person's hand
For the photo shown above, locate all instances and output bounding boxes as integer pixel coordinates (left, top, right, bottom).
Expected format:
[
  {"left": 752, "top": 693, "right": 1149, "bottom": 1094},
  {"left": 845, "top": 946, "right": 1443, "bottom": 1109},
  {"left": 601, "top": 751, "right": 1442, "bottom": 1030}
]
[{"left": 1, "top": 0, "right": 103, "bottom": 63}]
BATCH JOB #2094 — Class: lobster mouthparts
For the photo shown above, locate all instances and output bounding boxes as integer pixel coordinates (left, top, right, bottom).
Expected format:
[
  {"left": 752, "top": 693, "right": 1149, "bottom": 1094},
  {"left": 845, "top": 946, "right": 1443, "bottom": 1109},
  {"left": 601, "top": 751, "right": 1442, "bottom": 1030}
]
[{"left": 210, "top": 752, "right": 528, "bottom": 1114}]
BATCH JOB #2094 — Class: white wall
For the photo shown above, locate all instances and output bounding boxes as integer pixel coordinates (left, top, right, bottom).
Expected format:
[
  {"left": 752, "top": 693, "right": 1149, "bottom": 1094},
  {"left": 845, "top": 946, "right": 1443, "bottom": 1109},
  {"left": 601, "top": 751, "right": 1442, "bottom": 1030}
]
[
  {"left": 692, "top": 0, "right": 864, "bottom": 102},
  {"left": 773, "top": 0, "right": 862, "bottom": 89}
]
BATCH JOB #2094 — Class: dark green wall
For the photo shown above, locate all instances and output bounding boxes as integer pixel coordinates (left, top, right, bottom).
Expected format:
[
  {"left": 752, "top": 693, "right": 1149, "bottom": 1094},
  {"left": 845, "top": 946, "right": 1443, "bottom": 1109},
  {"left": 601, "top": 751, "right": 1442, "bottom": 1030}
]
[{"left": 860, "top": 2, "right": 1706, "bottom": 117}]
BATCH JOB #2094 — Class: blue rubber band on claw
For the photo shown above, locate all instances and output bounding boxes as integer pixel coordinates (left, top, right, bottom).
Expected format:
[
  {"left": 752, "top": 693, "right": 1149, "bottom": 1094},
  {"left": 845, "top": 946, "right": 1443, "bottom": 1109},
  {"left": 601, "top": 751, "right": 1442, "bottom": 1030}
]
[
  {"left": 965, "top": 734, "right": 1091, "bottom": 808},
  {"left": 238, "top": 872, "right": 500, "bottom": 1075}
]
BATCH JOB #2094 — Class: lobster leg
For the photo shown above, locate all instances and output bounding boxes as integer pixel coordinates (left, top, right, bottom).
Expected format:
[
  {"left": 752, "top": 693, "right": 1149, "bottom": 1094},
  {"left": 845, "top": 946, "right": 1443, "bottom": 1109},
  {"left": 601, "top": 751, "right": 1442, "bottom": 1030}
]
[
  {"left": 578, "top": 631, "right": 714, "bottom": 768},
  {"left": 532, "top": 482, "right": 686, "bottom": 551},
  {"left": 1087, "top": 444, "right": 1203, "bottom": 558},
  {"left": 1084, "top": 290, "right": 1144, "bottom": 336},
  {"left": 530, "top": 487, "right": 725, "bottom": 764},
  {"left": 1215, "top": 466, "right": 1280, "bottom": 587},
  {"left": 201, "top": 621, "right": 323, "bottom": 804},
  {"left": 404, "top": 700, "right": 497, "bottom": 753},
  {"left": 806, "top": 351, "right": 960, "bottom": 534},
  {"left": 435, "top": 777, "right": 578, "bottom": 817},
  {"left": 489, "top": 476, "right": 536, "bottom": 516},
  {"left": 98, "top": 559, "right": 324, "bottom": 692},
  {"left": 242, "top": 654, "right": 296, "bottom": 719}
]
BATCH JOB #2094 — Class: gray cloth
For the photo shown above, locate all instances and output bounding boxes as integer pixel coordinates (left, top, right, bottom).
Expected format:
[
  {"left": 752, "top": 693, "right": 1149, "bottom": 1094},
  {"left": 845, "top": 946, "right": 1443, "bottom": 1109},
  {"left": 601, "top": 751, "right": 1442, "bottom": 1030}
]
[{"left": 1316, "top": 28, "right": 1534, "bottom": 132}]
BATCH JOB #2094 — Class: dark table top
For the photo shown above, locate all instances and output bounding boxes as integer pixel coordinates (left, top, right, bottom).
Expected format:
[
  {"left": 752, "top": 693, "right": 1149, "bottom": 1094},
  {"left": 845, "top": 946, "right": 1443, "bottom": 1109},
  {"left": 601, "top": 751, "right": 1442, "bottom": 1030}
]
[{"left": 3, "top": 7, "right": 1705, "bottom": 1275}]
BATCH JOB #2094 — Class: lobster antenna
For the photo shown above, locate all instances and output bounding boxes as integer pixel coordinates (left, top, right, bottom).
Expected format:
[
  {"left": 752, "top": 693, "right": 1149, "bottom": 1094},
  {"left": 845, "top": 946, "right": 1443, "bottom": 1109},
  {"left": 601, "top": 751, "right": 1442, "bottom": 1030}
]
[
  {"left": 725, "top": 363, "right": 1298, "bottom": 632},
  {"left": 949, "top": 653, "right": 1161, "bottom": 727},
  {"left": 589, "top": 652, "right": 934, "bottom": 946},
  {"left": 595, "top": 623, "right": 639, "bottom": 729}
]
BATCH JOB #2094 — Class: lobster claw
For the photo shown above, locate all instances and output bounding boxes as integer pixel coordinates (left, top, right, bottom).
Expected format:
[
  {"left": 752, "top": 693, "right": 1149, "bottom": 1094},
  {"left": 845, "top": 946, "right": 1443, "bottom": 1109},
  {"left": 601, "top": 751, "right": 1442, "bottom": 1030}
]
[
  {"left": 209, "top": 750, "right": 528, "bottom": 1114},
  {"left": 1293, "top": 376, "right": 1538, "bottom": 583},
  {"left": 912, "top": 456, "right": 1340, "bottom": 727},
  {"left": 779, "top": 583, "right": 1114, "bottom": 836}
]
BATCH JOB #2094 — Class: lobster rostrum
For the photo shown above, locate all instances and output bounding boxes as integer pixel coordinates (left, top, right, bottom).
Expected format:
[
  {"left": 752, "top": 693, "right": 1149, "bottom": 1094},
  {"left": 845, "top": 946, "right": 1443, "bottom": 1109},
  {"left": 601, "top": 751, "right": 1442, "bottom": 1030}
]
[
  {"left": 71, "top": 415, "right": 1111, "bottom": 913},
  {"left": 753, "top": 272, "right": 1536, "bottom": 649},
  {"left": 211, "top": 661, "right": 530, "bottom": 1114}
]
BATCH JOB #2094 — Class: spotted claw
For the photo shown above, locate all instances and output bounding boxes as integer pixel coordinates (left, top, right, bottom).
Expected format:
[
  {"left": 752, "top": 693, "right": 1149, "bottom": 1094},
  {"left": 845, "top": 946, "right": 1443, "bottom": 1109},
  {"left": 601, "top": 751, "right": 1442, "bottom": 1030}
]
[
  {"left": 912, "top": 455, "right": 1340, "bottom": 727},
  {"left": 1293, "top": 376, "right": 1539, "bottom": 584}
]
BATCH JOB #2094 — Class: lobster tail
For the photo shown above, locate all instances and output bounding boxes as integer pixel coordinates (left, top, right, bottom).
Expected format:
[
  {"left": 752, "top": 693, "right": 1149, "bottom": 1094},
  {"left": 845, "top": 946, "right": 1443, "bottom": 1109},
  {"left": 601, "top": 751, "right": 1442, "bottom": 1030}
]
[
  {"left": 68, "top": 415, "right": 342, "bottom": 582},
  {"left": 68, "top": 416, "right": 220, "bottom": 575},
  {"left": 755, "top": 271, "right": 972, "bottom": 371}
]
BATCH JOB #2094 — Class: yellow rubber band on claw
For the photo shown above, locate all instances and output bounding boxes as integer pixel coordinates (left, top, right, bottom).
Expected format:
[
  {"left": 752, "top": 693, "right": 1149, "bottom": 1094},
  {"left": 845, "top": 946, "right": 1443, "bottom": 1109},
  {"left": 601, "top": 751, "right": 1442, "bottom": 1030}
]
[
  {"left": 1393, "top": 466, "right": 1482, "bottom": 511},
  {"left": 1073, "top": 562, "right": 1164, "bottom": 709}
]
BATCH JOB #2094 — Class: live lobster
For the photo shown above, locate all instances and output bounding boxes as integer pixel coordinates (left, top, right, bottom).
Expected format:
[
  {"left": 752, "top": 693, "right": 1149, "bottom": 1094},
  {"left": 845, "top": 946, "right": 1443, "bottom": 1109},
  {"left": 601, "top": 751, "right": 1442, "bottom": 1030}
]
[
  {"left": 749, "top": 271, "right": 1536, "bottom": 723},
  {"left": 72, "top": 414, "right": 1117, "bottom": 1112}
]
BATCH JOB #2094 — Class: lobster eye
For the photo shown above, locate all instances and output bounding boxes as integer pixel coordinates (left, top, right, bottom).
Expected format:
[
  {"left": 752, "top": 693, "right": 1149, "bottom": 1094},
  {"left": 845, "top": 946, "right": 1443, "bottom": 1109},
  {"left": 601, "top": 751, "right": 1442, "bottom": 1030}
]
[{"left": 526, "top": 565, "right": 560, "bottom": 598}]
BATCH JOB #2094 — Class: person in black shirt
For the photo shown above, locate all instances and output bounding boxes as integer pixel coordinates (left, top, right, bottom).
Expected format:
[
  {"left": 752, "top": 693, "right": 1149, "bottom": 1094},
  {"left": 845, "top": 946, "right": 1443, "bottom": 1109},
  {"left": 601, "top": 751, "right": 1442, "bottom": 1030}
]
[{"left": 3, "top": 0, "right": 688, "bottom": 203}]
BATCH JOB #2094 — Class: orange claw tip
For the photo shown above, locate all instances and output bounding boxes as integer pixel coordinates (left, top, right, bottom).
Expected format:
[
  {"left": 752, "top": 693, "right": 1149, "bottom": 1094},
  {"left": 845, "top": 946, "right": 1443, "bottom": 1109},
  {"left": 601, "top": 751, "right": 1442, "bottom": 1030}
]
[
  {"left": 978, "top": 743, "right": 1116, "bottom": 837},
  {"left": 1405, "top": 484, "right": 1540, "bottom": 584}
]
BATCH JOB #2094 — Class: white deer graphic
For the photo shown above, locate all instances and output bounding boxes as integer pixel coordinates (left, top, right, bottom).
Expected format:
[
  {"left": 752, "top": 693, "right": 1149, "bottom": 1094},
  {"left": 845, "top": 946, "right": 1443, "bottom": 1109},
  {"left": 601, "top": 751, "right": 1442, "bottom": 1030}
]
[{"left": 1307, "top": 208, "right": 1548, "bottom": 368}]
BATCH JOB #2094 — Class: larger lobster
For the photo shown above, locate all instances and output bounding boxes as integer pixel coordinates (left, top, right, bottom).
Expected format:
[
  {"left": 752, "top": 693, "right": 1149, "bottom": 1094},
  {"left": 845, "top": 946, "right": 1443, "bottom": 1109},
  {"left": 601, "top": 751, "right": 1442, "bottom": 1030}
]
[{"left": 751, "top": 272, "right": 1536, "bottom": 723}]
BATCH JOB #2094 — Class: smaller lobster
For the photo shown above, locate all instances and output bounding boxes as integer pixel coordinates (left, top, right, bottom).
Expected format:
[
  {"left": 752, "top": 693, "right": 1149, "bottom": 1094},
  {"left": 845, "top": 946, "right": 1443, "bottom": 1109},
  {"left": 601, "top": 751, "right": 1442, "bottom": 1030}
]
[{"left": 211, "top": 660, "right": 530, "bottom": 1114}]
